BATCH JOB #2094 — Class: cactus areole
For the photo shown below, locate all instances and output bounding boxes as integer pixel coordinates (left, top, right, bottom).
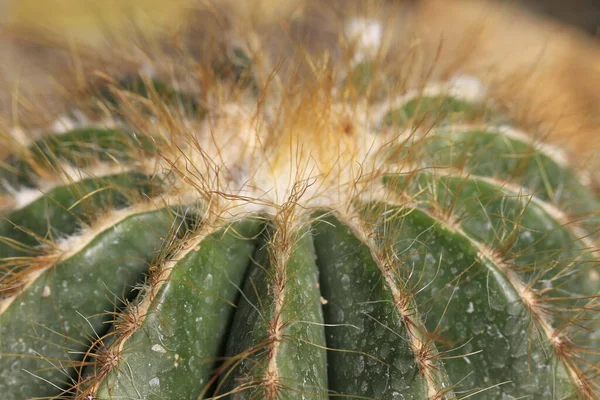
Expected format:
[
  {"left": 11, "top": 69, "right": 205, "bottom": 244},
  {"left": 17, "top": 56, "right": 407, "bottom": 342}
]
[{"left": 0, "top": 10, "right": 599, "bottom": 400}]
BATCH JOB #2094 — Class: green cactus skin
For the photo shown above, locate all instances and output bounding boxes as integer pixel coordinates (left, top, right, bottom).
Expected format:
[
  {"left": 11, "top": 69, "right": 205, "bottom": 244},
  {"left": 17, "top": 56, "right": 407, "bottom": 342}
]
[
  {"left": 0, "top": 172, "right": 161, "bottom": 259},
  {"left": 383, "top": 96, "right": 504, "bottom": 127},
  {"left": 313, "top": 214, "right": 451, "bottom": 399},
  {"left": 94, "top": 219, "right": 262, "bottom": 399},
  {"left": 0, "top": 28, "right": 599, "bottom": 400},
  {"left": 0, "top": 208, "right": 183, "bottom": 399},
  {"left": 363, "top": 202, "right": 576, "bottom": 398},
  {"left": 391, "top": 126, "right": 600, "bottom": 232},
  {"left": 0, "top": 128, "right": 156, "bottom": 192},
  {"left": 221, "top": 225, "right": 329, "bottom": 399}
]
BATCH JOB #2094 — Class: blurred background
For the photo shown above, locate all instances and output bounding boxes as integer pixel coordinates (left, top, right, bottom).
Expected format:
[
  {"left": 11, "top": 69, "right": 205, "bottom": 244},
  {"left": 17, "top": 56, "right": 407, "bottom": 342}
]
[
  {"left": 0, "top": 0, "right": 189, "bottom": 43},
  {"left": 518, "top": 0, "right": 600, "bottom": 36},
  {"left": 1, "top": 0, "right": 599, "bottom": 149},
  {"left": 1, "top": 0, "right": 599, "bottom": 41}
]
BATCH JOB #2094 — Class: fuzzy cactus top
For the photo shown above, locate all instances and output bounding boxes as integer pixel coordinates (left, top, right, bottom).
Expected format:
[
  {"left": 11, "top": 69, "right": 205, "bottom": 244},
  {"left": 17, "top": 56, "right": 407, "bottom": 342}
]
[{"left": 0, "top": 1, "right": 599, "bottom": 399}]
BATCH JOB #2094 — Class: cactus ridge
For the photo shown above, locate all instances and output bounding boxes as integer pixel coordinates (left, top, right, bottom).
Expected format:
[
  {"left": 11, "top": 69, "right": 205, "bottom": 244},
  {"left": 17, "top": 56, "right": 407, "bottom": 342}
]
[{"left": 0, "top": 4, "right": 599, "bottom": 399}]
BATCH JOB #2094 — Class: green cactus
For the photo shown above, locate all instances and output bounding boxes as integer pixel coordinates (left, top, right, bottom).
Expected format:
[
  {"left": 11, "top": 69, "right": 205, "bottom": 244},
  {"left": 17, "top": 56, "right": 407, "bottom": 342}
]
[{"left": 0, "top": 11, "right": 599, "bottom": 400}]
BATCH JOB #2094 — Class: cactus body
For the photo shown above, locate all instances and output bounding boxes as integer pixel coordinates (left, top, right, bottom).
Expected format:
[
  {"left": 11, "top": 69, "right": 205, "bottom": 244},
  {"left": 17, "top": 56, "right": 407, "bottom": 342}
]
[{"left": 0, "top": 8, "right": 599, "bottom": 400}]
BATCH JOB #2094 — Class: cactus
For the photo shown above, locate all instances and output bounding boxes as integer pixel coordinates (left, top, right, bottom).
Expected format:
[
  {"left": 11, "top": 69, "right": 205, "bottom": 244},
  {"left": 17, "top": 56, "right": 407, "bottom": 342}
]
[{"left": 0, "top": 3, "right": 599, "bottom": 400}]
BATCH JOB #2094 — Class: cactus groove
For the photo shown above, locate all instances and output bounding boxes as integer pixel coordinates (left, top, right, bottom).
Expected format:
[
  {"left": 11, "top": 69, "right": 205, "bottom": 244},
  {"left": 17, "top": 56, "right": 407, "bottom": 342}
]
[{"left": 0, "top": 10, "right": 599, "bottom": 400}]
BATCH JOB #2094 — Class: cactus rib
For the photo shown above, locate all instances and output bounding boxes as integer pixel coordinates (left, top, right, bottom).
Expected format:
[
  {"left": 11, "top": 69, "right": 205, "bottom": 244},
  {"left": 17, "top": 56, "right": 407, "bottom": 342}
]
[{"left": 0, "top": 4, "right": 599, "bottom": 398}]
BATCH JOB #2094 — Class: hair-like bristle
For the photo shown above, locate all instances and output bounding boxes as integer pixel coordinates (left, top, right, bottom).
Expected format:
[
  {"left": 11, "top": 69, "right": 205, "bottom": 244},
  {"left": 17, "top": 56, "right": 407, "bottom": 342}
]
[{"left": 0, "top": 1, "right": 599, "bottom": 399}]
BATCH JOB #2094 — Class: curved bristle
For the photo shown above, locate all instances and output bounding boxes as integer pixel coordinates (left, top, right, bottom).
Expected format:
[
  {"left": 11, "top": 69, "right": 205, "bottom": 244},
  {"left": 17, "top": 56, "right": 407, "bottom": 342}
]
[{"left": 0, "top": 1, "right": 598, "bottom": 399}]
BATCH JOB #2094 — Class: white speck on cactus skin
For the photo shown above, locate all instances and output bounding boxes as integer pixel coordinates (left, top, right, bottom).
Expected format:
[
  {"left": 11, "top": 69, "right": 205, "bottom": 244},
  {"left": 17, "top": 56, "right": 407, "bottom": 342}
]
[
  {"left": 151, "top": 344, "right": 167, "bottom": 354},
  {"left": 466, "top": 302, "right": 474, "bottom": 314},
  {"left": 40, "top": 286, "right": 51, "bottom": 298}
]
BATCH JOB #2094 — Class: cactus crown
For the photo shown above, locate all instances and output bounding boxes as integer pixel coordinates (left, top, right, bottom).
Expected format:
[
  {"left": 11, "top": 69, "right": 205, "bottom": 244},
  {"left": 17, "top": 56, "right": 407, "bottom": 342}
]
[{"left": 0, "top": 1, "right": 599, "bottom": 399}]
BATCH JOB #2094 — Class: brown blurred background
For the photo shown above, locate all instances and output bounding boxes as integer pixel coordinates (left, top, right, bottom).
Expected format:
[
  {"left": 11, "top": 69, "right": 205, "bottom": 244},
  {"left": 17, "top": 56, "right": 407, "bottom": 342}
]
[
  {"left": 515, "top": 0, "right": 600, "bottom": 36},
  {"left": 2, "top": 0, "right": 600, "bottom": 42},
  {"left": 1, "top": 0, "right": 600, "bottom": 162}
]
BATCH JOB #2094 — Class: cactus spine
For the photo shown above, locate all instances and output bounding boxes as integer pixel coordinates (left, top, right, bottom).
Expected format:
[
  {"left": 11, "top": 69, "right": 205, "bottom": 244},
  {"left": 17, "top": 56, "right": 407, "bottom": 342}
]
[{"left": 0, "top": 1, "right": 599, "bottom": 399}]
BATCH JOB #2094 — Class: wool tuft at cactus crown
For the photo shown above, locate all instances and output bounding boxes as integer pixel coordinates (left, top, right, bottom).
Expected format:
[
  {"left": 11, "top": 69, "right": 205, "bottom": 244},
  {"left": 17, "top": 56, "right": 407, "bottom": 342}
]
[{"left": 0, "top": 1, "right": 599, "bottom": 399}]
